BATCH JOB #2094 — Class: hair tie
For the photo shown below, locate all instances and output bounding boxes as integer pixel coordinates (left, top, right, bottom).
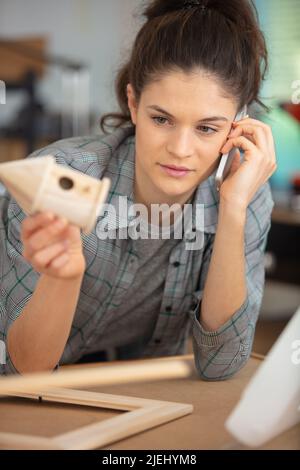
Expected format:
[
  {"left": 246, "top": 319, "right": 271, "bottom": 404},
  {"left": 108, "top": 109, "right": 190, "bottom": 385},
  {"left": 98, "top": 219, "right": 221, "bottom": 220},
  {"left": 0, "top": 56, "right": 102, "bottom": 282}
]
[{"left": 182, "top": 1, "right": 207, "bottom": 13}]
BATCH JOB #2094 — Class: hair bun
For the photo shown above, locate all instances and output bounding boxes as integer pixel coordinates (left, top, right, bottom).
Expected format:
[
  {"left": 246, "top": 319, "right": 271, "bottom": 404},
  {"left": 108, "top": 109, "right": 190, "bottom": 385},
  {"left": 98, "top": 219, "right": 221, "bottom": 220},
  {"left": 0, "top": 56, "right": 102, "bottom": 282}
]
[
  {"left": 143, "top": 0, "right": 197, "bottom": 21},
  {"left": 143, "top": 0, "right": 255, "bottom": 30}
]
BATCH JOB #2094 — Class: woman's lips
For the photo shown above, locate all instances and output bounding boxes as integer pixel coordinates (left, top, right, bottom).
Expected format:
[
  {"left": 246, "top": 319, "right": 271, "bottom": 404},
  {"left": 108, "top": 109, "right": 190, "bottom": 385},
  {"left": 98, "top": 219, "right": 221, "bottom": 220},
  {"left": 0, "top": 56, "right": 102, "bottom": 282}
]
[{"left": 159, "top": 164, "right": 192, "bottom": 178}]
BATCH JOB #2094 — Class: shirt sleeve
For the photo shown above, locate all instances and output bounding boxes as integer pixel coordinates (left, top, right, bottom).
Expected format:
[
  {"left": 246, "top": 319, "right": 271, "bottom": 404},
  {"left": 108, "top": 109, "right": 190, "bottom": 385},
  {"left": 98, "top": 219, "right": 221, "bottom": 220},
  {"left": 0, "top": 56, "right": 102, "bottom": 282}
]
[
  {"left": 189, "top": 182, "right": 274, "bottom": 381},
  {"left": 0, "top": 146, "right": 70, "bottom": 375},
  {"left": 0, "top": 192, "right": 40, "bottom": 375}
]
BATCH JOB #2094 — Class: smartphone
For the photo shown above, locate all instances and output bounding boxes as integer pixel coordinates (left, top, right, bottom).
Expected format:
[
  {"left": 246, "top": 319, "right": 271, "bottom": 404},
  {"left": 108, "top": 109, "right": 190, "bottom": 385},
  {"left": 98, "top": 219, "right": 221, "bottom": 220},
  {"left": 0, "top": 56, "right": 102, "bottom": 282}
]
[{"left": 215, "top": 105, "right": 248, "bottom": 191}]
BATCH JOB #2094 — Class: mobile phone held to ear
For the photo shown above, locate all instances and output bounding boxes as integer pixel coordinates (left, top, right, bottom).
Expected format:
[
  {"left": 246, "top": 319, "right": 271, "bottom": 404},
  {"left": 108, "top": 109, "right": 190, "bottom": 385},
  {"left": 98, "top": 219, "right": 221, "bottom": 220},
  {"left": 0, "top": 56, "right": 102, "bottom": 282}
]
[{"left": 215, "top": 105, "right": 248, "bottom": 191}]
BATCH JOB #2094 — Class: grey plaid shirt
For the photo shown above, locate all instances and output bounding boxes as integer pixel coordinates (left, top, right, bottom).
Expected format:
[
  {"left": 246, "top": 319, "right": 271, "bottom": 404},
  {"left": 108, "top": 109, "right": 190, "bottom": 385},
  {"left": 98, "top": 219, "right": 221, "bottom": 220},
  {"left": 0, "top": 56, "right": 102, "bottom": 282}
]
[{"left": 0, "top": 126, "right": 274, "bottom": 379}]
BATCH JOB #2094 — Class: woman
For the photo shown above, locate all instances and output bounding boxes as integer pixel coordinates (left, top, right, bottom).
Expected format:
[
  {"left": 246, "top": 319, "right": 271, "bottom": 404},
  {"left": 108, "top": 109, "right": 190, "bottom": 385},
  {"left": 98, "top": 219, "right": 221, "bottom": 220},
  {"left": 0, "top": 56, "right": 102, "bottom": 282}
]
[{"left": 0, "top": 0, "right": 276, "bottom": 378}]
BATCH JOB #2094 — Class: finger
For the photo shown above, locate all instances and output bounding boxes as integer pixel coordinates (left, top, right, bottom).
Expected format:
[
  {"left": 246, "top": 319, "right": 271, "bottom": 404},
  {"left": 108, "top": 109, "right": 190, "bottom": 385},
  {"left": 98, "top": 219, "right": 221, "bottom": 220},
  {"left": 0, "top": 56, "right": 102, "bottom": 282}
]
[
  {"left": 228, "top": 124, "right": 267, "bottom": 151},
  {"left": 25, "top": 217, "right": 69, "bottom": 254},
  {"left": 62, "top": 224, "right": 82, "bottom": 245},
  {"left": 22, "top": 212, "right": 55, "bottom": 241},
  {"left": 221, "top": 136, "right": 257, "bottom": 156},
  {"left": 233, "top": 117, "right": 271, "bottom": 134},
  {"left": 30, "top": 240, "right": 70, "bottom": 270},
  {"left": 232, "top": 119, "right": 275, "bottom": 156}
]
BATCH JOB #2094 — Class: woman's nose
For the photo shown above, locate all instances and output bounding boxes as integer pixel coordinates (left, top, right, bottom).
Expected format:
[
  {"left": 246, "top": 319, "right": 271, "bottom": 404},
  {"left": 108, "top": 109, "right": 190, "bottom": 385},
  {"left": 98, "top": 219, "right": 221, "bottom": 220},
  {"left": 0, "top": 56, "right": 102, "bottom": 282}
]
[{"left": 166, "top": 130, "right": 194, "bottom": 158}]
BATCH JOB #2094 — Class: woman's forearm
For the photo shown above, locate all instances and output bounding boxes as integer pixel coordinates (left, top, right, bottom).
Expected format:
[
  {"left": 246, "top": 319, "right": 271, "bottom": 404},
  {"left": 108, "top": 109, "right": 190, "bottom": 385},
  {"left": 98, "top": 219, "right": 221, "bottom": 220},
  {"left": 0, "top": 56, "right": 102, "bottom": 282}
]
[
  {"left": 7, "top": 273, "right": 84, "bottom": 373},
  {"left": 199, "top": 199, "right": 247, "bottom": 332}
]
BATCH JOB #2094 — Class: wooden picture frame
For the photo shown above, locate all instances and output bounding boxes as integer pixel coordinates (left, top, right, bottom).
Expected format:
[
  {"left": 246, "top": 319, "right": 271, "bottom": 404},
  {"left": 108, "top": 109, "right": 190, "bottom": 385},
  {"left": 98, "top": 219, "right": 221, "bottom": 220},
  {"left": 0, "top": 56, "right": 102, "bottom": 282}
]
[{"left": 0, "top": 387, "right": 193, "bottom": 450}]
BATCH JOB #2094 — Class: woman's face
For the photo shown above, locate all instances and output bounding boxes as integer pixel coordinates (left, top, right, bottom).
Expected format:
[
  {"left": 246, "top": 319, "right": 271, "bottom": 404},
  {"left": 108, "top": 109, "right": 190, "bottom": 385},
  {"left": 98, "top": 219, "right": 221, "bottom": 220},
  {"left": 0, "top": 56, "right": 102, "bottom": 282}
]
[{"left": 127, "top": 70, "right": 238, "bottom": 204}]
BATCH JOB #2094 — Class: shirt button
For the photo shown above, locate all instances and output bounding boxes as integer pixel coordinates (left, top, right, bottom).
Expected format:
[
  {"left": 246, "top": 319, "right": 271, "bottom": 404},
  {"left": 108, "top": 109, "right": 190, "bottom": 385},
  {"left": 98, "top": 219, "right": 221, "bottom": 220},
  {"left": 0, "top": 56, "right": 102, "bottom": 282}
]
[
  {"left": 173, "top": 261, "right": 180, "bottom": 268},
  {"left": 154, "top": 339, "right": 161, "bottom": 344},
  {"left": 165, "top": 305, "right": 172, "bottom": 312}
]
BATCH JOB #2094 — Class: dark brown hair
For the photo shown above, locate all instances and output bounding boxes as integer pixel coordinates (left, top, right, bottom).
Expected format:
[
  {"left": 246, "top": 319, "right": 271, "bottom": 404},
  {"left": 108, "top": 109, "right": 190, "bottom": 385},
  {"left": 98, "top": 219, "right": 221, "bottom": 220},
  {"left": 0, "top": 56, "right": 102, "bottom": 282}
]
[{"left": 100, "top": 0, "right": 268, "bottom": 134}]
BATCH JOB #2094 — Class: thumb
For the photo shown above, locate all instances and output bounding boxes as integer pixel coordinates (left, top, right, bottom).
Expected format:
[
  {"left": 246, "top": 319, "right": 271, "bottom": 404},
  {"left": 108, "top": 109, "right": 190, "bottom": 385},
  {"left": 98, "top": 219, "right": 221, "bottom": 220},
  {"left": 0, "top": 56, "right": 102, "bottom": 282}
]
[{"left": 63, "top": 224, "right": 83, "bottom": 246}]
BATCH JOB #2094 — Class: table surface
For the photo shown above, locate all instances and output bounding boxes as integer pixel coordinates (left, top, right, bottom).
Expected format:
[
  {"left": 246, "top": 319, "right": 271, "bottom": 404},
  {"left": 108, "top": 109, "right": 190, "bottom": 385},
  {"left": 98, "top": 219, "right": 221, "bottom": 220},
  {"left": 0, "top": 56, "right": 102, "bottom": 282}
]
[{"left": 0, "top": 354, "right": 299, "bottom": 450}]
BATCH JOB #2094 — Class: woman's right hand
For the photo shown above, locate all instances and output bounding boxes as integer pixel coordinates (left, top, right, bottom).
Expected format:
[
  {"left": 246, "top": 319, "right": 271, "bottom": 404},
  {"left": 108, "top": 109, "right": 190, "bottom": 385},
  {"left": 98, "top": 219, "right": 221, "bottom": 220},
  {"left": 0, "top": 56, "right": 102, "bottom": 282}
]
[{"left": 21, "top": 212, "right": 86, "bottom": 279}]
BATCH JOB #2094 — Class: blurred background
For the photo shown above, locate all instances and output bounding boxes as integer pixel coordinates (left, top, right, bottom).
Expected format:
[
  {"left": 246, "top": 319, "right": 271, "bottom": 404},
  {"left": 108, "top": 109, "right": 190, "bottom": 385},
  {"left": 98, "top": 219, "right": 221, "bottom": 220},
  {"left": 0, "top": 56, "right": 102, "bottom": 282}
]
[{"left": 0, "top": 0, "right": 299, "bottom": 357}]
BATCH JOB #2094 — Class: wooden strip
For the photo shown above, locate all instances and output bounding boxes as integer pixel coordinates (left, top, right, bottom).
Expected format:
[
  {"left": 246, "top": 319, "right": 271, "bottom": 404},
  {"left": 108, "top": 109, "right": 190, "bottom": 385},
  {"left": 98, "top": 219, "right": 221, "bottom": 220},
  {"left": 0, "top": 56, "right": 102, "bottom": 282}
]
[
  {"left": 0, "top": 358, "right": 194, "bottom": 396},
  {"left": 8, "top": 387, "right": 180, "bottom": 411},
  {"left": 56, "top": 403, "right": 193, "bottom": 450},
  {"left": 65, "top": 353, "right": 194, "bottom": 369}
]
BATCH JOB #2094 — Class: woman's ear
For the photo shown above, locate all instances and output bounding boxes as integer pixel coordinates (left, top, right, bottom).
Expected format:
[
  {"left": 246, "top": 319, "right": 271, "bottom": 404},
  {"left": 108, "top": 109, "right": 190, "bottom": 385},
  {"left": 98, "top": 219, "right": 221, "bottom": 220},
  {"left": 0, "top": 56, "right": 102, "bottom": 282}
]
[{"left": 126, "top": 83, "right": 137, "bottom": 125}]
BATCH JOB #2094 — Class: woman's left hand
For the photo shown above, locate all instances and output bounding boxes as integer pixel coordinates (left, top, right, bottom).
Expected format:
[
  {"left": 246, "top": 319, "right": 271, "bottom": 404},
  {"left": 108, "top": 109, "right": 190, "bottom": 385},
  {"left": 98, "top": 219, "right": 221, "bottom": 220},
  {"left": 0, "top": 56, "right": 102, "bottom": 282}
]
[{"left": 218, "top": 117, "right": 277, "bottom": 210}]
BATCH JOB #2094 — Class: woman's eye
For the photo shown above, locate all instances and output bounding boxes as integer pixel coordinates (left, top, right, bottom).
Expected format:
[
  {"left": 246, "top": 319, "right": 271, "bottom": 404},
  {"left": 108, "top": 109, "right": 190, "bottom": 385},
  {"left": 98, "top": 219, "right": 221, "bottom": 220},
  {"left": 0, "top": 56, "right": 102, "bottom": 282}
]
[
  {"left": 197, "top": 126, "right": 217, "bottom": 134},
  {"left": 151, "top": 116, "right": 217, "bottom": 135},
  {"left": 152, "top": 116, "right": 169, "bottom": 125}
]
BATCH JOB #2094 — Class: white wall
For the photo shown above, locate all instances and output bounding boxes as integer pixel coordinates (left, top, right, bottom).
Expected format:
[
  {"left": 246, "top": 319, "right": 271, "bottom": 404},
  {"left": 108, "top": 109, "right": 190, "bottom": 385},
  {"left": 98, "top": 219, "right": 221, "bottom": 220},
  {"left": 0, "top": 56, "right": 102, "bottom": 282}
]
[
  {"left": 2, "top": 0, "right": 299, "bottom": 128},
  {"left": 255, "top": 0, "right": 300, "bottom": 104},
  {"left": 0, "top": 0, "right": 142, "bottom": 128}
]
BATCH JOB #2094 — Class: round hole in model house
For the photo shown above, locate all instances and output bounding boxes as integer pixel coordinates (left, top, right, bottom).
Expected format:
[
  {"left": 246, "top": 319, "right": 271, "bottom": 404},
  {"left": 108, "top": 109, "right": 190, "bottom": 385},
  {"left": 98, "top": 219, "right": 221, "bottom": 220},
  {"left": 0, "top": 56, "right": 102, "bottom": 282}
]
[{"left": 59, "top": 177, "right": 74, "bottom": 190}]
